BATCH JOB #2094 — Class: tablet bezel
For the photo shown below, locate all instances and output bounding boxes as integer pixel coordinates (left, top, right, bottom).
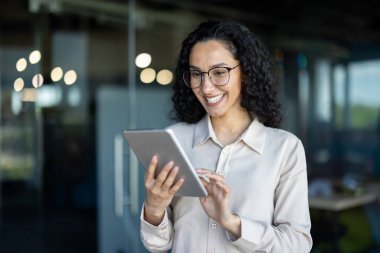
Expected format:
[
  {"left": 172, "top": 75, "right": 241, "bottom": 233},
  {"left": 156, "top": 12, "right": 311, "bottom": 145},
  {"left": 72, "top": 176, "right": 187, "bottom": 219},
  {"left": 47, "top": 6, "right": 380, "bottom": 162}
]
[{"left": 123, "top": 129, "right": 208, "bottom": 197}]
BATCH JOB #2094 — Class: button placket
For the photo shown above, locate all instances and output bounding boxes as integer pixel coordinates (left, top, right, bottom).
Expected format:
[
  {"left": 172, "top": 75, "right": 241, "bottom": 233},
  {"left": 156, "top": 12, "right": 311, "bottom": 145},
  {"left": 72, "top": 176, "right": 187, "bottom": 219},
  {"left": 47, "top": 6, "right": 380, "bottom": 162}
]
[
  {"left": 207, "top": 218, "right": 219, "bottom": 253},
  {"left": 216, "top": 145, "right": 233, "bottom": 177}
]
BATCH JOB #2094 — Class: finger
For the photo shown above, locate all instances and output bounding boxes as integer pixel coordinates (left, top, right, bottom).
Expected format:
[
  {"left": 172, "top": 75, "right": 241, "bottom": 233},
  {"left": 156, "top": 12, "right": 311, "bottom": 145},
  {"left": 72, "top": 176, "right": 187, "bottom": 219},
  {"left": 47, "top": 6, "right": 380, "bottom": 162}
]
[
  {"left": 206, "top": 178, "right": 228, "bottom": 193},
  {"left": 215, "top": 181, "right": 229, "bottom": 194},
  {"left": 162, "top": 166, "right": 179, "bottom": 190},
  {"left": 196, "top": 169, "right": 212, "bottom": 174},
  {"left": 207, "top": 181, "right": 229, "bottom": 199},
  {"left": 199, "top": 176, "right": 210, "bottom": 187},
  {"left": 169, "top": 177, "right": 185, "bottom": 194},
  {"left": 145, "top": 155, "right": 158, "bottom": 181},
  {"left": 155, "top": 161, "right": 175, "bottom": 186},
  {"left": 204, "top": 173, "right": 225, "bottom": 183}
]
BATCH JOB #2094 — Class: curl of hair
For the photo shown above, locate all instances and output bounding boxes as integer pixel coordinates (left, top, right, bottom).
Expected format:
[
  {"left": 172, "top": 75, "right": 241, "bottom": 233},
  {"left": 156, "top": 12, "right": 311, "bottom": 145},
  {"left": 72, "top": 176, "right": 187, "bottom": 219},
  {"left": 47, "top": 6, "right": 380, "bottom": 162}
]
[{"left": 171, "top": 20, "right": 282, "bottom": 128}]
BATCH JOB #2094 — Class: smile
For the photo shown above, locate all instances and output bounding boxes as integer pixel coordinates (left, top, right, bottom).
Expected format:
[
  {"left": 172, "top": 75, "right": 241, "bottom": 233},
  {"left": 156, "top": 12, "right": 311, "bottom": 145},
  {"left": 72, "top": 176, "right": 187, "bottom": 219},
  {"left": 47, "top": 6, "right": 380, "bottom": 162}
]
[{"left": 206, "top": 94, "right": 223, "bottom": 104}]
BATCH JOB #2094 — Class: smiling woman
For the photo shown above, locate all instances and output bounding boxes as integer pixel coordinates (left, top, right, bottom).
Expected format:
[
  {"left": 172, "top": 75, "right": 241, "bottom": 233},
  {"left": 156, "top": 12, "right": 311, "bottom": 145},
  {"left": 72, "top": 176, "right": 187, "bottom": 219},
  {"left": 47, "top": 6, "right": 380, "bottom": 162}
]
[{"left": 139, "top": 19, "right": 313, "bottom": 253}]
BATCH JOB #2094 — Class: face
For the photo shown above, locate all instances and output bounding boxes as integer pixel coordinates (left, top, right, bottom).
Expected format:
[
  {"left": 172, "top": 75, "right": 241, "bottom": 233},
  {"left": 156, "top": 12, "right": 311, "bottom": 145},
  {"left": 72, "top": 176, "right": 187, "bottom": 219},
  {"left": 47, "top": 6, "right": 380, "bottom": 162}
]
[{"left": 188, "top": 40, "right": 244, "bottom": 120}]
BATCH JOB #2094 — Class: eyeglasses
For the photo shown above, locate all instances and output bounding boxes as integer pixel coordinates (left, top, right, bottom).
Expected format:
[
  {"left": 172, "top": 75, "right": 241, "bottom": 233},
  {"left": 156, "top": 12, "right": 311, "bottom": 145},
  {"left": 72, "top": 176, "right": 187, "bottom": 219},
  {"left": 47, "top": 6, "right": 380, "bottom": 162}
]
[{"left": 183, "top": 64, "right": 240, "bottom": 89}]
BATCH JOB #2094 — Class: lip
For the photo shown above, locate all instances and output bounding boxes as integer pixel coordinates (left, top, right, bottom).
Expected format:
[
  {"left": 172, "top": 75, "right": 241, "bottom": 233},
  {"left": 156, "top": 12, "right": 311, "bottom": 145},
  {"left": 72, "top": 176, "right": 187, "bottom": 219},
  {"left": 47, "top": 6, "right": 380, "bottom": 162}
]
[{"left": 204, "top": 94, "right": 224, "bottom": 106}]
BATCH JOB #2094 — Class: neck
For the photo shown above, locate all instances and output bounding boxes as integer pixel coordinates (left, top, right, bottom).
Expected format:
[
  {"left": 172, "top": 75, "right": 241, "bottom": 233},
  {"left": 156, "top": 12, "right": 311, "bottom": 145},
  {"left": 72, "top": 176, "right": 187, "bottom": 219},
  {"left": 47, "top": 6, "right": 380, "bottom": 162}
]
[{"left": 210, "top": 111, "right": 252, "bottom": 146}]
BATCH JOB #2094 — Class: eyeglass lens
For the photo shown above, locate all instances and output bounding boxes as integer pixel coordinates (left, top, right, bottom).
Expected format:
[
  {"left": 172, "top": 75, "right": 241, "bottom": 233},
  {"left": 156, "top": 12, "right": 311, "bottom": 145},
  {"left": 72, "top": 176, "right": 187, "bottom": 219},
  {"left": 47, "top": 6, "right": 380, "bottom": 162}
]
[{"left": 184, "top": 67, "right": 231, "bottom": 88}]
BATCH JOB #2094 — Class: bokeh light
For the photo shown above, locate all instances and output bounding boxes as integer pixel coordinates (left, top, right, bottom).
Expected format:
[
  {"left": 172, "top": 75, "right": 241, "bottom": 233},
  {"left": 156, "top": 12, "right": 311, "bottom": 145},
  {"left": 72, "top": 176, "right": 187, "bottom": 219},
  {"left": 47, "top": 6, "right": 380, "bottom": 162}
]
[
  {"left": 29, "top": 50, "right": 41, "bottom": 64},
  {"left": 32, "top": 74, "right": 44, "bottom": 88},
  {"left": 64, "top": 70, "right": 77, "bottom": 85},
  {"left": 156, "top": 69, "right": 173, "bottom": 85},
  {"left": 14, "top": 78, "right": 25, "bottom": 92},
  {"left": 135, "top": 53, "right": 152, "bottom": 68},
  {"left": 140, "top": 68, "right": 156, "bottom": 84},
  {"left": 16, "top": 58, "right": 27, "bottom": 72},
  {"left": 51, "top": 67, "right": 64, "bottom": 82}
]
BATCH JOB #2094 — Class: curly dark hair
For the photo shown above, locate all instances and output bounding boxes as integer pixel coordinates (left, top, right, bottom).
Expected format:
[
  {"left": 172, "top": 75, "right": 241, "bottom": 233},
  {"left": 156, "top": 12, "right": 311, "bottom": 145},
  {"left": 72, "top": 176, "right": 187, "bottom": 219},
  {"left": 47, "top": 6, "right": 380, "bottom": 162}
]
[{"left": 171, "top": 19, "right": 282, "bottom": 128}]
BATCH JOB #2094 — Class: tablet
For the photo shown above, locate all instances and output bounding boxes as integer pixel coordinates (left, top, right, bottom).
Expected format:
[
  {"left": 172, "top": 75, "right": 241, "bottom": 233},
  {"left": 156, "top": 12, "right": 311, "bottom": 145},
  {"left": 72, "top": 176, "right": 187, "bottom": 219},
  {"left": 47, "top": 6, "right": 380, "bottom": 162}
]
[{"left": 123, "top": 129, "right": 208, "bottom": 197}]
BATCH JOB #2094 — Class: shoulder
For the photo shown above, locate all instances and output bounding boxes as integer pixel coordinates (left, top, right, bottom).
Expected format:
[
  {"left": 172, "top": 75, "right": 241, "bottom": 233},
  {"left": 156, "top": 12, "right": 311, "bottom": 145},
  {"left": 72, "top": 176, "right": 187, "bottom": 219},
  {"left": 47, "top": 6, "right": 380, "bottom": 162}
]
[
  {"left": 263, "top": 127, "right": 307, "bottom": 176},
  {"left": 265, "top": 126, "right": 304, "bottom": 150}
]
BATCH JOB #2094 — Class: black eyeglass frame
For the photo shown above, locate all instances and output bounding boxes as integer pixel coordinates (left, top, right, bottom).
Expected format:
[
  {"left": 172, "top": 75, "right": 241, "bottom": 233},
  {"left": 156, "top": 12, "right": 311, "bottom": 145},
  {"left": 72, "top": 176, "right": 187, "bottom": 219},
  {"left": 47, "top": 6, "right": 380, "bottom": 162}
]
[{"left": 183, "top": 64, "right": 240, "bottom": 89}]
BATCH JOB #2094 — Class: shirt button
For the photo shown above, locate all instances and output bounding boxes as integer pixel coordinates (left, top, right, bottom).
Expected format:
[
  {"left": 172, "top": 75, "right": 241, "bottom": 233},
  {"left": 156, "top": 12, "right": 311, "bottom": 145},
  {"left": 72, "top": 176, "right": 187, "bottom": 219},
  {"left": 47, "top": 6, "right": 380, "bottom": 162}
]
[{"left": 211, "top": 223, "right": 217, "bottom": 229}]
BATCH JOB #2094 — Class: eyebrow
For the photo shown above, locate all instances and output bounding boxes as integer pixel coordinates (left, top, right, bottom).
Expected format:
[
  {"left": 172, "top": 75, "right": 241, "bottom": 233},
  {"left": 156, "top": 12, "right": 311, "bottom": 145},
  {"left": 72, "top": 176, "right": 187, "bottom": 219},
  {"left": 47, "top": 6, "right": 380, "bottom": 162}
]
[{"left": 189, "top": 63, "right": 229, "bottom": 71}]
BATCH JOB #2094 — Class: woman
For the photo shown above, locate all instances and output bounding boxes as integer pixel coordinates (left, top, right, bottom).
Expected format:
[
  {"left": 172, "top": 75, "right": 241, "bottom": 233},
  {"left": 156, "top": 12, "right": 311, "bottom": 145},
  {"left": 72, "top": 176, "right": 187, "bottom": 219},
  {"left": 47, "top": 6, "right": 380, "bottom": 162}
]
[{"left": 140, "top": 20, "right": 312, "bottom": 253}]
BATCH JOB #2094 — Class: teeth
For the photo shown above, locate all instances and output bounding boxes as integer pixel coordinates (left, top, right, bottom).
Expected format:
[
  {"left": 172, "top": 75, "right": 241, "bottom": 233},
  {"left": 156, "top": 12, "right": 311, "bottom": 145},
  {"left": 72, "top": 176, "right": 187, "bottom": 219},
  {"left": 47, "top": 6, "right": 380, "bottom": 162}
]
[{"left": 206, "top": 94, "right": 223, "bottom": 104}]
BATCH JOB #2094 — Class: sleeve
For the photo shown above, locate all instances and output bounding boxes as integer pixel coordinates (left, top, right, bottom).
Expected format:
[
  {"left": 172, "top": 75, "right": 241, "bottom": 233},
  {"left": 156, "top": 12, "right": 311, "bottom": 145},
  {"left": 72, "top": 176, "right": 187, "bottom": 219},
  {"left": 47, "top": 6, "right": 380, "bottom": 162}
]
[
  {"left": 140, "top": 204, "right": 174, "bottom": 253},
  {"left": 227, "top": 138, "right": 313, "bottom": 253}
]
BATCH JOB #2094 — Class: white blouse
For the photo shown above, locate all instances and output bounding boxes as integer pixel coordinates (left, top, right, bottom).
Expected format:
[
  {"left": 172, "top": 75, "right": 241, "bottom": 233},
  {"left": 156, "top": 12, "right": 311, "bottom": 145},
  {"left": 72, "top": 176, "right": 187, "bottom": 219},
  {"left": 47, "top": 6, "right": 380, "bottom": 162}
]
[{"left": 140, "top": 116, "right": 312, "bottom": 253}]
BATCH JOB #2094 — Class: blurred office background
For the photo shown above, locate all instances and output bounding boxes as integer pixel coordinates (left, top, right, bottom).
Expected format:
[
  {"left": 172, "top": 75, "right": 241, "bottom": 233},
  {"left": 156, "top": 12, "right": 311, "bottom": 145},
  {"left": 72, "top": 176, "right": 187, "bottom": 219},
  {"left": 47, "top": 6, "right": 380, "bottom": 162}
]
[{"left": 1, "top": 0, "right": 380, "bottom": 252}]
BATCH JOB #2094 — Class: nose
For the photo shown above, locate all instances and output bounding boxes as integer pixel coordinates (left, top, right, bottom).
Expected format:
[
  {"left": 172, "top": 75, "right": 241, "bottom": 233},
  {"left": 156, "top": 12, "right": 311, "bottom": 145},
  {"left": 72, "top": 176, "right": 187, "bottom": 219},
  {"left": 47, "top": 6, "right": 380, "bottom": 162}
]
[{"left": 200, "top": 74, "right": 214, "bottom": 92}]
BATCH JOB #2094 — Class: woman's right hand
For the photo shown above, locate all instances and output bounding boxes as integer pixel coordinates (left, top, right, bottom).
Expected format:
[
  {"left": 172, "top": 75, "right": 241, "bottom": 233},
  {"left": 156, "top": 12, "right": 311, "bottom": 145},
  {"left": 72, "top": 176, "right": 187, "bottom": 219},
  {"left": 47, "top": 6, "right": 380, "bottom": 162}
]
[{"left": 143, "top": 155, "right": 184, "bottom": 226}]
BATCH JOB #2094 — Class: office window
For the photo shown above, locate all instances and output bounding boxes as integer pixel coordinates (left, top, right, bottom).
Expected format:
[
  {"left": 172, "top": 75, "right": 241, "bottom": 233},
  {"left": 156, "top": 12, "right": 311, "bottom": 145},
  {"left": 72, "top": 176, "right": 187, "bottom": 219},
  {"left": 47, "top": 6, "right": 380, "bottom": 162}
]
[
  {"left": 349, "top": 60, "right": 380, "bottom": 129},
  {"left": 333, "top": 65, "right": 346, "bottom": 129}
]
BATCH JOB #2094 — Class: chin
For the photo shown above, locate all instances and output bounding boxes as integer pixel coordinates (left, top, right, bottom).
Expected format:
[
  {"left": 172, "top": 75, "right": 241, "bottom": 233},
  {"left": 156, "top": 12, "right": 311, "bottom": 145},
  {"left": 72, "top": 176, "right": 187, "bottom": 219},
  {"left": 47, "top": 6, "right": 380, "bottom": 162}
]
[{"left": 206, "top": 110, "right": 225, "bottom": 118}]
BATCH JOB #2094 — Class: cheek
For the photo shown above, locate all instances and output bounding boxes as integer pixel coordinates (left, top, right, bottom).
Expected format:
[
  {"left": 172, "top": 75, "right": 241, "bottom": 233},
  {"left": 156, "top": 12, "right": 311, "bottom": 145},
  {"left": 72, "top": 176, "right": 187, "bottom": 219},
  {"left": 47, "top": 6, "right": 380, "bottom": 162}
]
[{"left": 231, "top": 80, "right": 243, "bottom": 96}]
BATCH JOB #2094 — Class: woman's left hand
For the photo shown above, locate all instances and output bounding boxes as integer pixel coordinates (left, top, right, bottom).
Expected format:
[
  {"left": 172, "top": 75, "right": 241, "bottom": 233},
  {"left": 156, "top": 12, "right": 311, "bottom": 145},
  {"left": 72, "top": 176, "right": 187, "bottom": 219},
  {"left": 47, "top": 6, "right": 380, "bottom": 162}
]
[{"left": 197, "top": 169, "right": 241, "bottom": 237}]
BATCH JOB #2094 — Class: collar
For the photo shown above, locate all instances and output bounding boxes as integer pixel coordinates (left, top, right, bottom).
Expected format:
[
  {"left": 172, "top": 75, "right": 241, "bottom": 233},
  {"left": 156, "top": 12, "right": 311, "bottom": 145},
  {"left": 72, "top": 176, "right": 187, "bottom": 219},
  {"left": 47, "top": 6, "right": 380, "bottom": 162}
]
[
  {"left": 193, "top": 116, "right": 267, "bottom": 155},
  {"left": 240, "top": 118, "right": 267, "bottom": 155},
  {"left": 193, "top": 116, "right": 214, "bottom": 147}
]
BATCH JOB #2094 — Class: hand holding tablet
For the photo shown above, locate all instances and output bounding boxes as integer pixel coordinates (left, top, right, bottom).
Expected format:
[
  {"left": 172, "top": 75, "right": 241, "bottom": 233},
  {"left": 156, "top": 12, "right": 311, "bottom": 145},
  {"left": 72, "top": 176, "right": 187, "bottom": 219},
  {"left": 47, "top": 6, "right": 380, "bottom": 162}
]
[{"left": 123, "top": 129, "right": 208, "bottom": 197}]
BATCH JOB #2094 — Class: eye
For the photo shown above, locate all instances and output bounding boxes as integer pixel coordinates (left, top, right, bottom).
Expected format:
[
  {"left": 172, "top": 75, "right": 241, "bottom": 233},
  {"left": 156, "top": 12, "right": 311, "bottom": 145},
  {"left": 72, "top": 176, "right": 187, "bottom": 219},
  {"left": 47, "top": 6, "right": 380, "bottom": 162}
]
[
  {"left": 211, "top": 68, "right": 228, "bottom": 77},
  {"left": 190, "top": 70, "right": 202, "bottom": 78}
]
